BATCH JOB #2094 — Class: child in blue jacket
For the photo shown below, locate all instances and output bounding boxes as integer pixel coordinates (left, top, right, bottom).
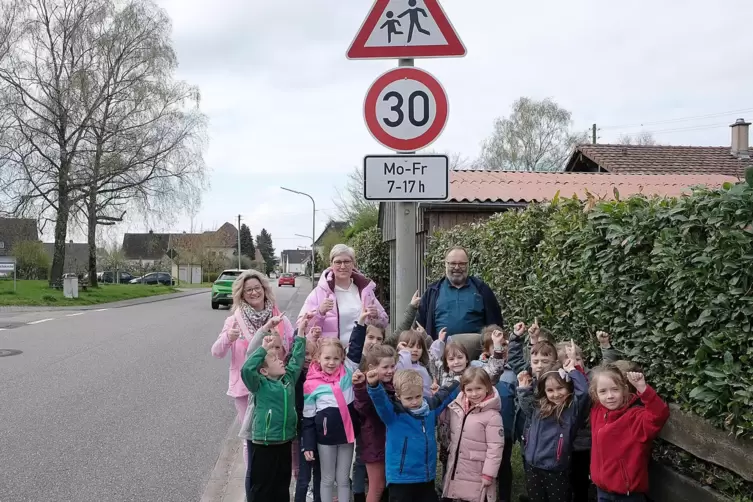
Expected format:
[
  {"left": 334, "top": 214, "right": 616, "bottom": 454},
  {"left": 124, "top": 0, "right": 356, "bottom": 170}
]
[{"left": 367, "top": 368, "right": 459, "bottom": 502}]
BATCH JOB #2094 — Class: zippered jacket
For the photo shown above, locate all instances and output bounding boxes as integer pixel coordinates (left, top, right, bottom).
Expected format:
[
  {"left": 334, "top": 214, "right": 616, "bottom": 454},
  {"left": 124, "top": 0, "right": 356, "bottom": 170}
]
[
  {"left": 368, "top": 380, "right": 460, "bottom": 485},
  {"left": 519, "top": 368, "right": 590, "bottom": 471},
  {"left": 241, "top": 336, "right": 305, "bottom": 445},
  {"left": 301, "top": 324, "right": 365, "bottom": 451},
  {"left": 590, "top": 385, "right": 669, "bottom": 495}
]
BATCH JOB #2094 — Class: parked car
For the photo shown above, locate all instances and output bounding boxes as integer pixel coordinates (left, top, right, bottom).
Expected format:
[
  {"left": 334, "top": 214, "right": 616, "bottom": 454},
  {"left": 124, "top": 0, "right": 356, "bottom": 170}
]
[
  {"left": 211, "top": 269, "right": 244, "bottom": 310},
  {"left": 97, "top": 271, "right": 134, "bottom": 284},
  {"left": 128, "top": 272, "right": 174, "bottom": 286},
  {"left": 278, "top": 273, "right": 296, "bottom": 287}
]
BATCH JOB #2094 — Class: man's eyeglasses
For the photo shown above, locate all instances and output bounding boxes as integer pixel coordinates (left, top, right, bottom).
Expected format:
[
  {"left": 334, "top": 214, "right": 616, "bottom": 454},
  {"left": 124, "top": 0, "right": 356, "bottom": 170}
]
[{"left": 446, "top": 261, "right": 468, "bottom": 269}]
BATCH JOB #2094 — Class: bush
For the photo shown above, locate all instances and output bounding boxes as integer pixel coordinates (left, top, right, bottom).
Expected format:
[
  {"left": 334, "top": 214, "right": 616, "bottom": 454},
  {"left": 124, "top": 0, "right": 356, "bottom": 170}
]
[
  {"left": 349, "top": 226, "right": 390, "bottom": 315},
  {"left": 12, "top": 241, "right": 49, "bottom": 280},
  {"left": 426, "top": 182, "right": 753, "bottom": 438}
]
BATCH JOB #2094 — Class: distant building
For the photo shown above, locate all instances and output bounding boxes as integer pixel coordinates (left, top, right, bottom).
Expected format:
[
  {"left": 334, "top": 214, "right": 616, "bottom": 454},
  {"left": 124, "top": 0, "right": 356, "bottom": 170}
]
[
  {"left": 0, "top": 217, "right": 38, "bottom": 256},
  {"left": 42, "top": 241, "right": 90, "bottom": 275},
  {"left": 281, "top": 249, "right": 311, "bottom": 275}
]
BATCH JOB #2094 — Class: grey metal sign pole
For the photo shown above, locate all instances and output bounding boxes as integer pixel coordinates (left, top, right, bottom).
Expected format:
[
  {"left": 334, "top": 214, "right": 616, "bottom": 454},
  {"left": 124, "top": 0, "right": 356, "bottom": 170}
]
[{"left": 394, "top": 58, "right": 418, "bottom": 320}]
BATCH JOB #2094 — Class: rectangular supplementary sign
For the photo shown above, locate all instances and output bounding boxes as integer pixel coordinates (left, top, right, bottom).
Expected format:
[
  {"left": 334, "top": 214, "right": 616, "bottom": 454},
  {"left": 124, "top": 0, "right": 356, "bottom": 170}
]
[
  {"left": 0, "top": 263, "right": 14, "bottom": 271},
  {"left": 363, "top": 154, "right": 449, "bottom": 201}
]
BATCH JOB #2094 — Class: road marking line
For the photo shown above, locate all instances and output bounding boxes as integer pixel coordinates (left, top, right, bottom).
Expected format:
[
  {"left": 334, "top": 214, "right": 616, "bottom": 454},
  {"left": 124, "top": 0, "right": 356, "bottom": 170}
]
[
  {"left": 66, "top": 312, "right": 85, "bottom": 317},
  {"left": 93, "top": 308, "right": 108, "bottom": 312},
  {"left": 27, "top": 318, "right": 54, "bottom": 325},
  {"left": 0, "top": 328, "right": 6, "bottom": 331}
]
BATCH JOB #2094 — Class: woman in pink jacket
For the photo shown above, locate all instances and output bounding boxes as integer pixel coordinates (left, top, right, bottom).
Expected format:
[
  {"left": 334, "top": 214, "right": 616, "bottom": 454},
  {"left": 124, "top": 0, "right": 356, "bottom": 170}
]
[
  {"left": 211, "top": 269, "right": 294, "bottom": 468},
  {"left": 298, "top": 244, "right": 388, "bottom": 346},
  {"left": 443, "top": 367, "right": 505, "bottom": 502}
]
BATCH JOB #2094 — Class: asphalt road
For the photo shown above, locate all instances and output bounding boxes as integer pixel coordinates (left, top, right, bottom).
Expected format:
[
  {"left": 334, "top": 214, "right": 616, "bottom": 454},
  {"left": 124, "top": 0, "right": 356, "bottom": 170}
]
[{"left": 0, "top": 281, "right": 305, "bottom": 502}]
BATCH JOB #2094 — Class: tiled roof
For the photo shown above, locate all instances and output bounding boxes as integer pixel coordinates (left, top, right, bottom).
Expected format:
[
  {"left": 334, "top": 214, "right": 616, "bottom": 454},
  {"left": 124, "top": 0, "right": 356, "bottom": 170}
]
[
  {"left": 568, "top": 144, "right": 753, "bottom": 176},
  {"left": 0, "top": 217, "right": 39, "bottom": 256},
  {"left": 448, "top": 171, "right": 740, "bottom": 204},
  {"left": 214, "top": 222, "right": 237, "bottom": 247},
  {"left": 123, "top": 224, "right": 238, "bottom": 260}
]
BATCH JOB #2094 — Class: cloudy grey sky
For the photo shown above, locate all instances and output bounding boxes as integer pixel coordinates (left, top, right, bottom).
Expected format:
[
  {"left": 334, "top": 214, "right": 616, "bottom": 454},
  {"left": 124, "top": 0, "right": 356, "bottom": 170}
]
[{"left": 102, "top": 0, "right": 753, "bottom": 253}]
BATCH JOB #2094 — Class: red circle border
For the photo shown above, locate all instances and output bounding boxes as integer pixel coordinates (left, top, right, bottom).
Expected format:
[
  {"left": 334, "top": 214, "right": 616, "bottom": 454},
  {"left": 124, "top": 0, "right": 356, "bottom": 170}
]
[{"left": 363, "top": 67, "right": 449, "bottom": 152}]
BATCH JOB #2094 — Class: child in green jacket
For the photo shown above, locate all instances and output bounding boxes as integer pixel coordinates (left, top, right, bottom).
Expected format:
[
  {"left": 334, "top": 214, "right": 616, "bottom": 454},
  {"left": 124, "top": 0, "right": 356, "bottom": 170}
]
[{"left": 241, "top": 328, "right": 306, "bottom": 502}]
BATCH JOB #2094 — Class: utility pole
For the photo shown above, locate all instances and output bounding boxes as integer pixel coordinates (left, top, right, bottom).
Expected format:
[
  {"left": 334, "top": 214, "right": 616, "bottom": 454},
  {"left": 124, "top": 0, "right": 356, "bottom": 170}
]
[
  {"left": 592, "top": 124, "right": 597, "bottom": 145},
  {"left": 281, "top": 187, "right": 316, "bottom": 285},
  {"left": 237, "top": 214, "right": 242, "bottom": 270},
  {"left": 394, "top": 57, "right": 418, "bottom": 324}
]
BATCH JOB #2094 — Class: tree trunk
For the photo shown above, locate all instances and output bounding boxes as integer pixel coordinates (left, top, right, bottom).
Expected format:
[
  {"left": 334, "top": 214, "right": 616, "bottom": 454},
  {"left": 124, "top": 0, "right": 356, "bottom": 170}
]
[
  {"left": 87, "top": 188, "right": 99, "bottom": 288},
  {"left": 49, "top": 162, "right": 71, "bottom": 287}
]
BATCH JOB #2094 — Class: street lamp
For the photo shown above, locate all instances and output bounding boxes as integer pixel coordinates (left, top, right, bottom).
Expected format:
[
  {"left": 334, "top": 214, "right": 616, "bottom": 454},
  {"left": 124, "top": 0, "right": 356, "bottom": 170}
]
[{"left": 281, "top": 187, "right": 316, "bottom": 285}]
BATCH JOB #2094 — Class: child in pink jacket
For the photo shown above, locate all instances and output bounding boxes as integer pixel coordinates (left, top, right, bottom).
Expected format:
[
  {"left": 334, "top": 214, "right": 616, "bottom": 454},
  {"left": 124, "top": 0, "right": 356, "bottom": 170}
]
[{"left": 442, "top": 367, "right": 505, "bottom": 502}]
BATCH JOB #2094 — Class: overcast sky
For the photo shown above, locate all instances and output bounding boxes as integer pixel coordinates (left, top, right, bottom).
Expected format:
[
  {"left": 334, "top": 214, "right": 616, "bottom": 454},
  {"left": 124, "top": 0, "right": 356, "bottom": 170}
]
[{"left": 91, "top": 0, "right": 753, "bottom": 254}]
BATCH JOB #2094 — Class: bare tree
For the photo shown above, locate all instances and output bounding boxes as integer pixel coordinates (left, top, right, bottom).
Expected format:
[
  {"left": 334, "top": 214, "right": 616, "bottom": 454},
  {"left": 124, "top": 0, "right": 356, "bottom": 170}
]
[
  {"left": 333, "top": 167, "right": 378, "bottom": 224},
  {"left": 421, "top": 149, "right": 470, "bottom": 170},
  {"left": 617, "top": 131, "right": 657, "bottom": 146},
  {"left": 0, "top": 0, "right": 114, "bottom": 285},
  {"left": 72, "top": 0, "right": 207, "bottom": 287},
  {"left": 477, "top": 97, "right": 587, "bottom": 172}
]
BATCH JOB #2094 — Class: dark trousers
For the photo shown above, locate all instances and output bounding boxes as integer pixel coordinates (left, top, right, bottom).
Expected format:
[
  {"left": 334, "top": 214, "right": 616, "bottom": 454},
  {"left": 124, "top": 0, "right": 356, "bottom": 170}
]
[
  {"left": 596, "top": 489, "right": 646, "bottom": 502},
  {"left": 247, "top": 441, "right": 292, "bottom": 502},
  {"left": 244, "top": 441, "right": 255, "bottom": 500},
  {"left": 570, "top": 450, "right": 592, "bottom": 502},
  {"left": 389, "top": 480, "right": 438, "bottom": 502},
  {"left": 525, "top": 465, "right": 571, "bottom": 502},
  {"left": 294, "top": 443, "right": 321, "bottom": 502},
  {"left": 497, "top": 437, "right": 514, "bottom": 502}
]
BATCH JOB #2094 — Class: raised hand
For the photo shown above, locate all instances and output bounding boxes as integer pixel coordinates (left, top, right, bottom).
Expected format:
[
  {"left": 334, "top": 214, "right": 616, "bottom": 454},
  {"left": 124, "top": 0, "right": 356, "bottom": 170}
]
[
  {"left": 228, "top": 319, "right": 241, "bottom": 342},
  {"left": 626, "top": 372, "right": 647, "bottom": 394},
  {"left": 396, "top": 341, "right": 408, "bottom": 352},
  {"left": 596, "top": 330, "right": 611, "bottom": 348},
  {"left": 528, "top": 318, "right": 541, "bottom": 344},
  {"left": 491, "top": 329, "right": 506, "bottom": 349},
  {"left": 358, "top": 305, "right": 370, "bottom": 324},
  {"left": 513, "top": 322, "right": 526, "bottom": 337},
  {"left": 517, "top": 370, "right": 532, "bottom": 388},
  {"left": 414, "top": 321, "right": 426, "bottom": 333},
  {"left": 352, "top": 369, "right": 366, "bottom": 386},
  {"left": 309, "top": 325, "right": 322, "bottom": 341},
  {"left": 431, "top": 377, "right": 439, "bottom": 395},
  {"left": 366, "top": 300, "right": 378, "bottom": 319},
  {"left": 366, "top": 369, "right": 379, "bottom": 386},
  {"left": 265, "top": 313, "right": 285, "bottom": 331},
  {"left": 319, "top": 295, "right": 335, "bottom": 315},
  {"left": 261, "top": 335, "right": 275, "bottom": 350},
  {"left": 410, "top": 290, "right": 421, "bottom": 308},
  {"left": 438, "top": 327, "right": 448, "bottom": 342}
]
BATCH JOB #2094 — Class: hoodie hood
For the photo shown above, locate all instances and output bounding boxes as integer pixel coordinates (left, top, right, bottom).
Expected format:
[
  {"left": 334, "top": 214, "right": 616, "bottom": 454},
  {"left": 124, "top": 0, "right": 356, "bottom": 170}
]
[{"left": 319, "top": 267, "right": 376, "bottom": 296}]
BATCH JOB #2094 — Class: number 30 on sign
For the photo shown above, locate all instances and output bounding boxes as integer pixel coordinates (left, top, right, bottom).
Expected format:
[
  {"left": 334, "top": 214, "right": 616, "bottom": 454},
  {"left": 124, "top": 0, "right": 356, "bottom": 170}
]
[{"left": 363, "top": 67, "right": 449, "bottom": 152}]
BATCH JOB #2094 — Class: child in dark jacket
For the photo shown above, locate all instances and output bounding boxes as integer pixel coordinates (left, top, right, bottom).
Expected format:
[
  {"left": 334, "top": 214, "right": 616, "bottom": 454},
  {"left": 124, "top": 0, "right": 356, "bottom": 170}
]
[
  {"left": 241, "top": 329, "right": 306, "bottom": 502},
  {"left": 353, "top": 344, "right": 398, "bottom": 502},
  {"left": 367, "top": 368, "right": 460, "bottom": 502},
  {"left": 589, "top": 363, "right": 669, "bottom": 501},
  {"left": 302, "top": 311, "right": 367, "bottom": 502},
  {"left": 517, "top": 341, "right": 590, "bottom": 502},
  {"left": 294, "top": 332, "right": 321, "bottom": 502}
]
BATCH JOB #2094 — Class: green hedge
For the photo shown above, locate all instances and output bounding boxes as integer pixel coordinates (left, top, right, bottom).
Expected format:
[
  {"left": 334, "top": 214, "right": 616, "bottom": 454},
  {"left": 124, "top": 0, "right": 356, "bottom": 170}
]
[
  {"left": 349, "top": 226, "right": 390, "bottom": 316},
  {"left": 426, "top": 181, "right": 753, "bottom": 438}
]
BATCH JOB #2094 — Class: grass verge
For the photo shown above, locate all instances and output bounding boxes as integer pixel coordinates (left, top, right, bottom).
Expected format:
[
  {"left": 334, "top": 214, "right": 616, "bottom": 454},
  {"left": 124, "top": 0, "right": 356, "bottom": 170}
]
[
  {"left": 0, "top": 279, "right": 178, "bottom": 307},
  {"left": 174, "top": 282, "right": 213, "bottom": 289}
]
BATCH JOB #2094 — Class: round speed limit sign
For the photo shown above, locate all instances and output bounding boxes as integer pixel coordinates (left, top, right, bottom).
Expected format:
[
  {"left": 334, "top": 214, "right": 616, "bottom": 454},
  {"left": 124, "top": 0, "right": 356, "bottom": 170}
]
[{"left": 363, "top": 67, "right": 449, "bottom": 152}]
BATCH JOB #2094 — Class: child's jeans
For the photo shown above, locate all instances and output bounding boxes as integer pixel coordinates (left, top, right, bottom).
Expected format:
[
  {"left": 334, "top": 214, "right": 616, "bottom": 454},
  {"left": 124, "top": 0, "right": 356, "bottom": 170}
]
[
  {"left": 295, "top": 445, "right": 321, "bottom": 502},
  {"left": 233, "top": 395, "right": 249, "bottom": 465},
  {"left": 352, "top": 437, "right": 367, "bottom": 495},
  {"left": 244, "top": 441, "right": 256, "bottom": 501},
  {"left": 292, "top": 438, "right": 300, "bottom": 479},
  {"left": 596, "top": 489, "right": 646, "bottom": 502}
]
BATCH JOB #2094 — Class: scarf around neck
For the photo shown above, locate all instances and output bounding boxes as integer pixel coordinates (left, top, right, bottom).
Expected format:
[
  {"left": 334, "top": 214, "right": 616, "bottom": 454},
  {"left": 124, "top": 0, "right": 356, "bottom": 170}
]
[
  {"left": 409, "top": 399, "right": 430, "bottom": 417},
  {"left": 240, "top": 300, "right": 273, "bottom": 334},
  {"left": 305, "top": 362, "right": 356, "bottom": 443}
]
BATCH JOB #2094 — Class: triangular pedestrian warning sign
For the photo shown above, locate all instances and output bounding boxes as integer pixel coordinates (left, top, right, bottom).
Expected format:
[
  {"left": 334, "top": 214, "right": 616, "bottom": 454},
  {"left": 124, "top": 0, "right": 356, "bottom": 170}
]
[{"left": 347, "top": 0, "right": 466, "bottom": 60}]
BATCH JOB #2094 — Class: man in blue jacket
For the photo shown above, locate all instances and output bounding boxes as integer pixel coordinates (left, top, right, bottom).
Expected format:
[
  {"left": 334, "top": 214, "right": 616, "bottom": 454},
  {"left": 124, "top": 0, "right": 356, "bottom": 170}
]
[{"left": 416, "top": 246, "right": 504, "bottom": 340}]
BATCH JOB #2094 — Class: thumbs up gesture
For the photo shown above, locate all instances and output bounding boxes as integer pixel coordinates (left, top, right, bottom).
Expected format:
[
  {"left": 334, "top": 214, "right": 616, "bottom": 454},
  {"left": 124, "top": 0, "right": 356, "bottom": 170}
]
[
  {"left": 228, "top": 319, "right": 241, "bottom": 343},
  {"left": 319, "top": 294, "right": 335, "bottom": 315},
  {"left": 366, "top": 300, "right": 378, "bottom": 319}
]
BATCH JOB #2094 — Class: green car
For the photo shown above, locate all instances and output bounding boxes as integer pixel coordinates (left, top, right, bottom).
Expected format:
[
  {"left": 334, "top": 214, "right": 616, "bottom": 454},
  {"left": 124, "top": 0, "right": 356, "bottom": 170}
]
[{"left": 211, "top": 269, "right": 244, "bottom": 309}]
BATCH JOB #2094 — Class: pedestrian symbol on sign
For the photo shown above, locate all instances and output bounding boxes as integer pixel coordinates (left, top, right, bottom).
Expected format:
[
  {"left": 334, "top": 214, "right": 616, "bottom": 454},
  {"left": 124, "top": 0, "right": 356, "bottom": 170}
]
[
  {"left": 379, "top": 11, "right": 403, "bottom": 43},
  {"left": 397, "top": 0, "right": 431, "bottom": 43}
]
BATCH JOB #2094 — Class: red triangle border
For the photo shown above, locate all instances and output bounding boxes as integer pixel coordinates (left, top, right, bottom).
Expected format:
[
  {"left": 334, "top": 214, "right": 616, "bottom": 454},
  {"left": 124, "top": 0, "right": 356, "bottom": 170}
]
[{"left": 347, "top": 0, "right": 466, "bottom": 60}]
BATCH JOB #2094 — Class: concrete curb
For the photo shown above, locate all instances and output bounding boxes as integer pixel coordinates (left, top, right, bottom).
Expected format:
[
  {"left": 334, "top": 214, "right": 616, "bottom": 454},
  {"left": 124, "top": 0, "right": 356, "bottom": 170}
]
[{"left": 0, "top": 288, "right": 210, "bottom": 313}]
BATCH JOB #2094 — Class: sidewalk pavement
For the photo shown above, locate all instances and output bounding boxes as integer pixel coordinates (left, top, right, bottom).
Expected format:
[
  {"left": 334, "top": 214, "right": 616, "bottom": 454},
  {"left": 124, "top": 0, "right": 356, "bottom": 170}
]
[{"left": 202, "top": 282, "right": 312, "bottom": 502}]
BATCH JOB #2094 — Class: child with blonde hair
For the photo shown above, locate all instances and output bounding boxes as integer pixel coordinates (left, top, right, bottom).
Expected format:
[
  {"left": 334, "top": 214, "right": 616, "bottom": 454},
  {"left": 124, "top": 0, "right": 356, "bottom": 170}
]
[
  {"left": 442, "top": 367, "right": 504, "bottom": 502},
  {"left": 589, "top": 364, "right": 669, "bottom": 501}
]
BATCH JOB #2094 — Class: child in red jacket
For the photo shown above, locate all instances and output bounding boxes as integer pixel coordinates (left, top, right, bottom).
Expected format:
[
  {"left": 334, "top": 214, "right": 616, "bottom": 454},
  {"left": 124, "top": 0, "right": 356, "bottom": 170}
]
[{"left": 589, "top": 364, "right": 670, "bottom": 501}]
